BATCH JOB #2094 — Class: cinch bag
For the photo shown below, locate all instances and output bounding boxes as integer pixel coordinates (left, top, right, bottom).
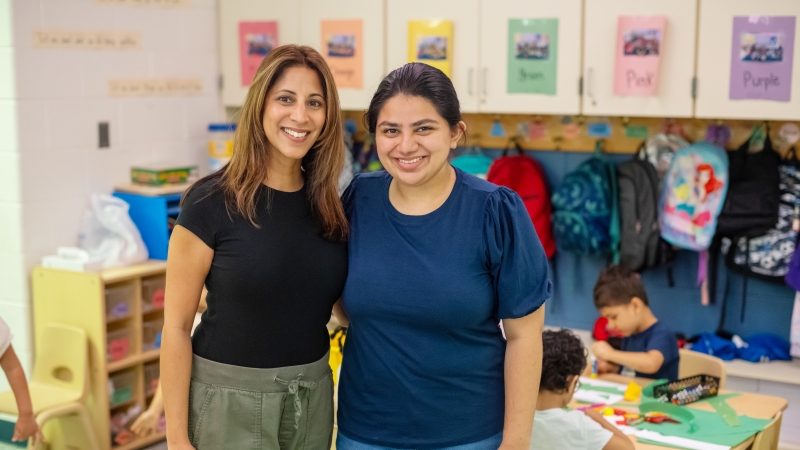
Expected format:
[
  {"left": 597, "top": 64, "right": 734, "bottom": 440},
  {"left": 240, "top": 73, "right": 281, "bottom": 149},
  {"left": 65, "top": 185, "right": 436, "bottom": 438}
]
[
  {"left": 659, "top": 142, "right": 729, "bottom": 251},
  {"left": 487, "top": 141, "right": 555, "bottom": 258},
  {"left": 552, "top": 141, "right": 619, "bottom": 260},
  {"left": 716, "top": 130, "right": 781, "bottom": 239}
]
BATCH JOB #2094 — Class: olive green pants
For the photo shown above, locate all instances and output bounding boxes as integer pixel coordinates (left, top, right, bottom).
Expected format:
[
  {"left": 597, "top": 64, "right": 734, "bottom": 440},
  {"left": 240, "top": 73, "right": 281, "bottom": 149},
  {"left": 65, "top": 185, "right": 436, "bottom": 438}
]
[{"left": 188, "top": 352, "right": 334, "bottom": 450}]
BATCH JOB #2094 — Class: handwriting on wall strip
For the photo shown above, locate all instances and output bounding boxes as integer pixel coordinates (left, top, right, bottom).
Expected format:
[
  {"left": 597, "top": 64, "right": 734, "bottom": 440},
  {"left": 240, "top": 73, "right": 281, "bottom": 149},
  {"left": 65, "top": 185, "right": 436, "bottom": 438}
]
[
  {"left": 32, "top": 30, "right": 141, "bottom": 50},
  {"left": 108, "top": 78, "right": 203, "bottom": 97}
]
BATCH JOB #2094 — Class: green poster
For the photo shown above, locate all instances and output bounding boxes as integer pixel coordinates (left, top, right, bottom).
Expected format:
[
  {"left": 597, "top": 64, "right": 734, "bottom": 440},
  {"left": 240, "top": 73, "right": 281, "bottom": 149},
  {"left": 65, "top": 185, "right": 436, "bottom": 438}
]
[{"left": 507, "top": 18, "right": 558, "bottom": 95}]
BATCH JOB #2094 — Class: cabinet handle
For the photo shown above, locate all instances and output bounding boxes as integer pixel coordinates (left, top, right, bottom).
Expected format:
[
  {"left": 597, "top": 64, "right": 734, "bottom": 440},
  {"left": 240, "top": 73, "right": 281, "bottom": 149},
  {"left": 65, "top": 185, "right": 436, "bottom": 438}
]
[
  {"left": 588, "top": 68, "right": 596, "bottom": 106},
  {"left": 468, "top": 68, "right": 474, "bottom": 96},
  {"left": 482, "top": 68, "right": 488, "bottom": 98}
]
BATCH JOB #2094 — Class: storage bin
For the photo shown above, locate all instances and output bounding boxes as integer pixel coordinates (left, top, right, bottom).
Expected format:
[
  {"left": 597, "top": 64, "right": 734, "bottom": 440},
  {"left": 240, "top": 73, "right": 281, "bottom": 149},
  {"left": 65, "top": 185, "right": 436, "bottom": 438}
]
[
  {"left": 106, "top": 326, "right": 134, "bottom": 362},
  {"left": 108, "top": 371, "right": 136, "bottom": 407},
  {"left": 142, "top": 318, "right": 164, "bottom": 352},
  {"left": 142, "top": 276, "right": 166, "bottom": 312},
  {"left": 105, "top": 284, "right": 135, "bottom": 321},
  {"left": 144, "top": 362, "right": 160, "bottom": 397}
]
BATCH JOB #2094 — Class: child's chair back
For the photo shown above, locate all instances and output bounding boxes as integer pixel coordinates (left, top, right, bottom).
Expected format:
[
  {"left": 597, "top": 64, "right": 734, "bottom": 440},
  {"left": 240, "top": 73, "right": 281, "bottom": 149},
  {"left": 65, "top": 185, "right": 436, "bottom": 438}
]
[
  {"left": 751, "top": 411, "right": 782, "bottom": 450},
  {"left": 678, "top": 349, "right": 727, "bottom": 390},
  {"left": 32, "top": 323, "right": 88, "bottom": 401}
]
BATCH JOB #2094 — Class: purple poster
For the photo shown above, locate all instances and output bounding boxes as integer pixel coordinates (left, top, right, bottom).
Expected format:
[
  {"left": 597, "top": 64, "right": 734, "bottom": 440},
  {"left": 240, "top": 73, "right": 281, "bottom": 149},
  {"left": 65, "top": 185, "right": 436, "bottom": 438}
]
[{"left": 730, "top": 16, "right": 795, "bottom": 101}]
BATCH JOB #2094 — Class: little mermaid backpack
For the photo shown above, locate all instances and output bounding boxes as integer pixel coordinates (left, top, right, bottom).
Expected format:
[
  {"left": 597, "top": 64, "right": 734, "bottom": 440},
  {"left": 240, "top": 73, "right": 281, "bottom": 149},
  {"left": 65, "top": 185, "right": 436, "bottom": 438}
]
[{"left": 659, "top": 142, "right": 729, "bottom": 251}]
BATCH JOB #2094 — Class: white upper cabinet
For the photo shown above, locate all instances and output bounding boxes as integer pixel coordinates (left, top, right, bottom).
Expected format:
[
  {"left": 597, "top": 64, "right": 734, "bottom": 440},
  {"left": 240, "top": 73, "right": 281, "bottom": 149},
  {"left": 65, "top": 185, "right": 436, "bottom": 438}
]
[
  {"left": 299, "top": 0, "right": 385, "bottom": 111},
  {"left": 582, "top": 0, "right": 698, "bottom": 117},
  {"left": 386, "top": 0, "right": 481, "bottom": 113},
  {"left": 695, "top": 0, "right": 800, "bottom": 120},
  {"left": 479, "top": 0, "right": 583, "bottom": 115},
  {"left": 219, "top": 0, "right": 300, "bottom": 107}
]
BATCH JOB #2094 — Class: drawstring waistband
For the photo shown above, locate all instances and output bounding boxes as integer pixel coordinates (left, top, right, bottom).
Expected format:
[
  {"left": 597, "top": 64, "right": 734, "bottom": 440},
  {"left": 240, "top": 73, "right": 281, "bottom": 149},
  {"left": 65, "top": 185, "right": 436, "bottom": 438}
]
[{"left": 273, "top": 374, "right": 320, "bottom": 429}]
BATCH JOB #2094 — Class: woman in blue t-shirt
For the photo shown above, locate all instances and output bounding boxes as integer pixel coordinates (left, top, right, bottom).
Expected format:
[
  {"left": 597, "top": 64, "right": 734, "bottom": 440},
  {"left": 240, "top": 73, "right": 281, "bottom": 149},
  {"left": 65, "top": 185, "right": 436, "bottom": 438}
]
[{"left": 334, "top": 63, "right": 551, "bottom": 450}]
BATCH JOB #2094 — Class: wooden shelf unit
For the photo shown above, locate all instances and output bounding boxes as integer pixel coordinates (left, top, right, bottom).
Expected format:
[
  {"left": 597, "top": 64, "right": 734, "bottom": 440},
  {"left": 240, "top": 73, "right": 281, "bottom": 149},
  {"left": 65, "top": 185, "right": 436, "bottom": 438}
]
[{"left": 32, "top": 261, "right": 167, "bottom": 450}]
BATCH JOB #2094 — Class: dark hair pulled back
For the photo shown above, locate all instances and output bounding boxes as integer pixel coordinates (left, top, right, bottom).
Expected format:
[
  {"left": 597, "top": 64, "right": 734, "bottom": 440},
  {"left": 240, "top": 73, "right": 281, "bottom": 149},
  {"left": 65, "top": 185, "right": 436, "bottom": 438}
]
[{"left": 364, "top": 62, "right": 463, "bottom": 134}]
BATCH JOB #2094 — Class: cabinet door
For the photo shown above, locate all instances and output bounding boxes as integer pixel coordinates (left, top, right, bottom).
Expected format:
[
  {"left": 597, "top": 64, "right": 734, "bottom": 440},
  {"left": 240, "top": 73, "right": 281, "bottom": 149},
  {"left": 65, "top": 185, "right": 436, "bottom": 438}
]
[
  {"left": 582, "top": 0, "right": 698, "bottom": 117},
  {"left": 695, "top": 0, "right": 800, "bottom": 120},
  {"left": 299, "top": 0, "right": 384, "bottom": 111},
  {"left": 219, "top": 0, "right": 300, "bottom": 107},
  {"left": 386, "top": 0, "right": 480, "bottom": 112},
  {"left": 479, "top": 0, "right": 582, "bottom": 115}
]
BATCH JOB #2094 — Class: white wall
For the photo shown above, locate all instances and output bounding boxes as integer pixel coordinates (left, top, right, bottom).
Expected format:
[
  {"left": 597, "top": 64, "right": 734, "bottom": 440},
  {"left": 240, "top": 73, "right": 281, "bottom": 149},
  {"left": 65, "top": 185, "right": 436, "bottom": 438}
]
[
  {"left": 1, "top": 0, "right": 221, "bottom": 390},
  {"left": 0, "top": 0, "right": 27, "bottom": 392}
]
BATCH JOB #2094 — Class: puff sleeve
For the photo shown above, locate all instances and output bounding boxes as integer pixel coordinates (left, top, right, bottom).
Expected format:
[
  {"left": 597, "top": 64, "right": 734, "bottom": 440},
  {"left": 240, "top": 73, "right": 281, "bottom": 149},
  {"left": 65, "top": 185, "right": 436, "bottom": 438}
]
[{"left": 483, "top": 187, "right": 552, "bottom": 319}]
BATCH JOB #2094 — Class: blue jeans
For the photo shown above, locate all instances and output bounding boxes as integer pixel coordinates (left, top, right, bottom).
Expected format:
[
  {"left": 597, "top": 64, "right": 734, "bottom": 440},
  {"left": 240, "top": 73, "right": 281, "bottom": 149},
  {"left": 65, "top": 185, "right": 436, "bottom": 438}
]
[{"left": 336, "top": 431, "right": 503, "bottom": 450}]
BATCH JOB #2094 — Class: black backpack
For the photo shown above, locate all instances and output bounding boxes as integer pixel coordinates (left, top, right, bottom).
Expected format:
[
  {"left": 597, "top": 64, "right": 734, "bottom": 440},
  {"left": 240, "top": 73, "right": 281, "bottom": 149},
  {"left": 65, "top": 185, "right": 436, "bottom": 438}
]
[
  {"left": 726, "top": 148, "right": 800, "bottom": 283},
  {"left": 617, "top": 156, "right": 660, "bottom": 271},
  {"left": 708, "top": 129, "right": 781, "bottom": 307}
]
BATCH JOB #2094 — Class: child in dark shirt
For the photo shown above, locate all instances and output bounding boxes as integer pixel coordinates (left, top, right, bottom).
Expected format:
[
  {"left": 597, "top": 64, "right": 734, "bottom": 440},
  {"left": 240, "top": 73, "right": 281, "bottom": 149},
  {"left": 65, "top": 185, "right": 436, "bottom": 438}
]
[{"left": 590, "top": 266, "right": 680, "bottom": 381}]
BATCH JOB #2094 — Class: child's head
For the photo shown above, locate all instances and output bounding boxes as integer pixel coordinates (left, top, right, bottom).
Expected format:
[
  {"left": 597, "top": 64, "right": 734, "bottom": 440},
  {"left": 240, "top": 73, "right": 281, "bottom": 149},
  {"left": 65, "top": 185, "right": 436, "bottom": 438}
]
[
  {"left": 593, "top": 265, "right": 650, "bottom": 336},
  {"left": 540, "top": 329, "right": 587, "bottom": 397}
]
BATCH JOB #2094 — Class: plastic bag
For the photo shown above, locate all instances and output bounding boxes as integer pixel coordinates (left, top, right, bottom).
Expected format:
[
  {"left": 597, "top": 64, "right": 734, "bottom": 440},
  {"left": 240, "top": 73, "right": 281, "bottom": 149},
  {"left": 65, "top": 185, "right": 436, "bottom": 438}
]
[{"left": 78, "top": 194, "right": 148, "bottom": 268}]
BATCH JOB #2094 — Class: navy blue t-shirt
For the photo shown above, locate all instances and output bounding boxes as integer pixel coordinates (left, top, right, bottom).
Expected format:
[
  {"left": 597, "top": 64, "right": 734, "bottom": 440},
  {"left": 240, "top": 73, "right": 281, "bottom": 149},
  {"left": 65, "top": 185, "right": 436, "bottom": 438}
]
[
  {"left": 620, "top": 321, "right": 680, "bottom": 381},
  {"left": 337, "top": 168, "right": 551, "bottom": 448}
]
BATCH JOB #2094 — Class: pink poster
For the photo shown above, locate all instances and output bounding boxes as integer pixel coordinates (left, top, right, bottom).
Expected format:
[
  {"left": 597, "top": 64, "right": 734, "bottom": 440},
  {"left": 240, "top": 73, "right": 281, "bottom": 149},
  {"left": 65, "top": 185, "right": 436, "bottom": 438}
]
[
  {"left": 239, "top": 21, "right": 278, "bottom": 87},
  {"left": 614, "top": 16, "right": 666, "bottom": 96}
]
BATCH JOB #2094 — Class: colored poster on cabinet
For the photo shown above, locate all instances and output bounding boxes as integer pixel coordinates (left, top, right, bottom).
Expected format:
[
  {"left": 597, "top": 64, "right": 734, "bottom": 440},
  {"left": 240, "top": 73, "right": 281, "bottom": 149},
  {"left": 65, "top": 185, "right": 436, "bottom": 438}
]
[
  {"left": 321, "top": 20, "right": 363, "bottom": 89},
  {"left": 507, "top": 19, "right": 558, "bottom": 95},
  {"left": 613, "top": 16, "right": 666, "bottom": 96},
  {"left": 729, "top": 16, "right": 795, "bottom": 102},
  {"left": 408, "top": 20, "right": 453, "bottom": 77},
  {"left": 239, "top": 21, "right": 278, "bottom": 87}
]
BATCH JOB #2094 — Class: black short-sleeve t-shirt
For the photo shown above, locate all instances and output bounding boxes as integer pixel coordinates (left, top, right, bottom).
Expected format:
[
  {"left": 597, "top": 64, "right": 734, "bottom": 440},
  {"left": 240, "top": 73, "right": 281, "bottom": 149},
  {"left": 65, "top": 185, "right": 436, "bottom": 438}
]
[{"left": 176, "top": 179, "right": 348, "bottom": 368}]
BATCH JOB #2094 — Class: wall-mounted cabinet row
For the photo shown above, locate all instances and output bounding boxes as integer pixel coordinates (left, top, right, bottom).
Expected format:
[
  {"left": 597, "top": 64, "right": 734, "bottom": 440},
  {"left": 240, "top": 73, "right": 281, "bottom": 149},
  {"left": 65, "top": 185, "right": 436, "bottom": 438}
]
[{"left": 220, "top": 0, "right": 800, "bottom": 120}]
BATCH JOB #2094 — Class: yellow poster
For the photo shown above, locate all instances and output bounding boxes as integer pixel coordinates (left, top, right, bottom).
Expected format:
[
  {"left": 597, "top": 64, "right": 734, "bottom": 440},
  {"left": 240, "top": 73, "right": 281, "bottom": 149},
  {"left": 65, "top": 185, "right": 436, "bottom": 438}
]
[
  {"left": 321, "top": 20, "right": 363, "bottom": 89},
  {"left": 407, "top": 20, "right": 453, "bottom": 77}
]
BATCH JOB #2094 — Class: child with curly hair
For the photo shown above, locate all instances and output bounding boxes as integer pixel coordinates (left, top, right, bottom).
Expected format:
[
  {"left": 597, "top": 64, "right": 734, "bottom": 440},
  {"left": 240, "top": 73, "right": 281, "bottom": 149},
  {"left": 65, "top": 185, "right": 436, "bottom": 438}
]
[{"left": 531, "top": 329, "right": 633, "bottom": 450}]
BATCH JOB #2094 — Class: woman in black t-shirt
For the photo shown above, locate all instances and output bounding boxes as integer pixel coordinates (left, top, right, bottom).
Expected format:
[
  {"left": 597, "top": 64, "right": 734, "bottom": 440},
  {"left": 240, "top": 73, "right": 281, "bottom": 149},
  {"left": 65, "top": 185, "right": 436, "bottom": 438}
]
[{"left": 162, "top": 45, "right": 348, "bottom": 450}]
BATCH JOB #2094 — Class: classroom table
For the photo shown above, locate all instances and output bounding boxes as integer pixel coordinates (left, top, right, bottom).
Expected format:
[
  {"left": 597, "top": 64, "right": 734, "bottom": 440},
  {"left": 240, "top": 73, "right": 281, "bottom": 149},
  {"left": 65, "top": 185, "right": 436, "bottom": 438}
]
[{"left": 570, "top": 374, "right": 788, "bottom": 450}]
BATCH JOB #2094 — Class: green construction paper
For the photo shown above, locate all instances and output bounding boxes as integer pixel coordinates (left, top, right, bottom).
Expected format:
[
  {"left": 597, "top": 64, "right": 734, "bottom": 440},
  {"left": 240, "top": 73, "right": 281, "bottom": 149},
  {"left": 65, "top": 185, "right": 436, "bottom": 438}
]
[
  {"left": 642, "top": 378, "right": 669, "bottom": 398},
  {"left": 626, "top": 125, "right": 650, "bottom": 138},
  {"left": 578, "top": 384, "right": 627, "bottom": 395},
  {"left": 709, "top": 397, "right": 741, "bottom": 427},
  {"left": 507, "top": 19, "right": 558, "bottom": 95},
  {"left": 634, "top": 407, "right": 771, "bottom": 446}
]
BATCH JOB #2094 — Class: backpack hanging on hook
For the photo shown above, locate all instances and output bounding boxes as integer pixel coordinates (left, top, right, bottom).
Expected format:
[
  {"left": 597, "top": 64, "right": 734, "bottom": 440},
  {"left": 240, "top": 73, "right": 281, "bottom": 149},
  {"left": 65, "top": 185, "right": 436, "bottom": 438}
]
[
  {"left": 486, "top": 136, "right": 555, "bottom": 258},
  {"left": 552, "top": 139, "right": 620, "bottom": 261}
]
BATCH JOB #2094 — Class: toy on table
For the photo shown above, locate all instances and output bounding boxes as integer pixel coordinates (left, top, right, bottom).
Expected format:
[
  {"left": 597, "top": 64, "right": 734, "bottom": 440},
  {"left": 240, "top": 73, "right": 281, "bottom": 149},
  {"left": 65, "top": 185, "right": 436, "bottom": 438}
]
[
  {"left": 623, "top": 381, "right": 642, "bottom": 401},
  {"left": 651, "top": 375, "right": 720, "bottom": 406},
  {"left": 590, "top": 355, "right": 598, "bottom": 379}
]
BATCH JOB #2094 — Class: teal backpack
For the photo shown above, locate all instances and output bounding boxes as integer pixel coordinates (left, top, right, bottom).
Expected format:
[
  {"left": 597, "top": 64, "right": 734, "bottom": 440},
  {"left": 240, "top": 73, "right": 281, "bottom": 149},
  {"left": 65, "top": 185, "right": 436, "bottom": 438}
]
[{"left": 552, "top": 141, "right": 620, "bottom": 261}]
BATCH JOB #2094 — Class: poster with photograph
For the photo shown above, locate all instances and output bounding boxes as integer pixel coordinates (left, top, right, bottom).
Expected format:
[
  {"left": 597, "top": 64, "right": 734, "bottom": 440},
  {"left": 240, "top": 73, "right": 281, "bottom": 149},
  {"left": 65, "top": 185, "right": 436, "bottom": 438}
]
[
  {"left": 730, "top": 16, "right": 795, "bottom": 102},
  {"left": 321, "top": 20, "right": 363, "bottom": 89},
  {"left": 613, "top": 16, "right": 666, "bottom": 96},
  {"left": 239, "top": 21, "right": 278, "bottom": 87},
  {"left": 408, "top": 20, "right": 453, "bottom": 77},
  {"left": 507, "top": 19, "right": 558, "bottom": 95}
]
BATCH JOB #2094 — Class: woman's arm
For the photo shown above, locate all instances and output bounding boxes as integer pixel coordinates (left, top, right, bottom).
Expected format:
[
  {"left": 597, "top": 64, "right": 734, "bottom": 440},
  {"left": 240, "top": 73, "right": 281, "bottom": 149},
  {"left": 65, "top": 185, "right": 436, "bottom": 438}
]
[
  {"left": 499, "top": 306, "right": 545, "bottom": 450},
  {"left": 332, "top": 298, "right": 349, "bottom": 327},
  {"left": 162, "top": 226, "right": 213, "bottom": 449}
]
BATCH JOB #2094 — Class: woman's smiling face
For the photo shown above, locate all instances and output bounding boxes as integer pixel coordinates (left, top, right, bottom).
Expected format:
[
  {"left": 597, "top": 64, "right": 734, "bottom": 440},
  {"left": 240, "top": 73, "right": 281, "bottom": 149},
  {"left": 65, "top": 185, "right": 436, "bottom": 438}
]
[
  {"left": 374, "top": 95, "right": 463, "bottom": 188},
  {"left": 262, "top": 66, "right": 327, "bottom": 164}
]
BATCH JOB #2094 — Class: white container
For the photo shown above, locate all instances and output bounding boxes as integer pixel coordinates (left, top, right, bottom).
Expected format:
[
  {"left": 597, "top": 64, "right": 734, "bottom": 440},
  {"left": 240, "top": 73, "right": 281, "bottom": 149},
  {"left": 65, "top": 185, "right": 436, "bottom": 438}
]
[{"left": 209, "top": 123, "right": 236, "bottom": 173}]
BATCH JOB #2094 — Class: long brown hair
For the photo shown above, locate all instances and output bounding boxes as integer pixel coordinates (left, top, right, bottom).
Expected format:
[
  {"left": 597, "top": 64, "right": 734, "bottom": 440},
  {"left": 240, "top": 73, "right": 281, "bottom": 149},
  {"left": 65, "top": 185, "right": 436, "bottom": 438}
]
[{"left": 185, "top": 45, "right": 347, "bottom": 241}]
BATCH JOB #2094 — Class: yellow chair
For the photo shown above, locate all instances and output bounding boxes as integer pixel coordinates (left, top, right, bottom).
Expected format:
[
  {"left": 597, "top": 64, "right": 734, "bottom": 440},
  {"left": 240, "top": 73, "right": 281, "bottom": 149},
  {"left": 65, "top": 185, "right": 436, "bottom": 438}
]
[
  {"left": 0, "top": 323, "right": 101, "bottom": 450},
  {"left": 751, "top": 411, "right": 782, "bottom": 450},
  {"left": 678, "top": 348, "right": 727, "bottom": 390}
]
